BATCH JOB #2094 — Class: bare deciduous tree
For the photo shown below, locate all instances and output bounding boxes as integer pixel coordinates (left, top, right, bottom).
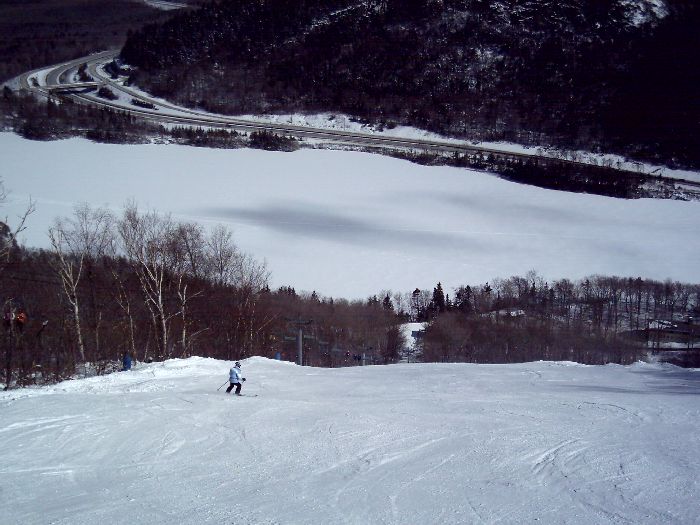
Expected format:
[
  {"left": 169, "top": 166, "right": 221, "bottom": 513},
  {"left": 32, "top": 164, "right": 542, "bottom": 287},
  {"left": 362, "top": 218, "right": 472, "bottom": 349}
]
[
  {"left": 118, "top": 203, "right": 175, "bottom": 360},
  {"left": 48, "top": 203, "right": 113, "bottom": 363},
  {"left": 169, "top": 222, "right": 208, "bottom": 357},
  {"left": 206, "top": 224, "right": 239, "bottom": 286},
  {"left": 0, "top": 180, "right": 35, "bottom": 272}
]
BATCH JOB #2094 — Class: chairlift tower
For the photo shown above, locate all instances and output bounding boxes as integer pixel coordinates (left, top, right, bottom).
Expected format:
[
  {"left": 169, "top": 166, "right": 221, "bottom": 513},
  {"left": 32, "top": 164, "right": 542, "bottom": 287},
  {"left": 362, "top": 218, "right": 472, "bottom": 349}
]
[{"left": 285, "top": 317, "right": 313, "bottom": 365}]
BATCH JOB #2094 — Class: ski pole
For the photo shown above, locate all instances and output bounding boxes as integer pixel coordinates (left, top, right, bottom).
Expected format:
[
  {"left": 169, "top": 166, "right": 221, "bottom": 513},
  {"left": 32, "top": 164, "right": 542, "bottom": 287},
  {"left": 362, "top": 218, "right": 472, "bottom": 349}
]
[{"left": 217, "top": 380, "right": 229, "bottom": 391}]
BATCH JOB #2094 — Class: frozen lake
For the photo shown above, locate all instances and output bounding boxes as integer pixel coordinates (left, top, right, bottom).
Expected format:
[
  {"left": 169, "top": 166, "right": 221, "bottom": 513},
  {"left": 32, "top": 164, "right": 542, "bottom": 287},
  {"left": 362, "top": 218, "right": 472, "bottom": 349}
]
[{"left": 2, "top": 132, "right": 699, "bottom": 298}]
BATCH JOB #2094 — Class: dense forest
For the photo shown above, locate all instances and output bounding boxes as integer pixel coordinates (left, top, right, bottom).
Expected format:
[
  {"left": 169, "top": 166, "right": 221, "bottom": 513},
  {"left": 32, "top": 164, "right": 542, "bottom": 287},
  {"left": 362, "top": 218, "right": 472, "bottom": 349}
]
[
  {"left": 0, "top": 0, "right": 187, "bottom": 84},
  {"left": 121, "top": 0, "right": 700, "bottom": 168},
  {"left": 2, "top": 195, "right": 698, "bottom": 389}
]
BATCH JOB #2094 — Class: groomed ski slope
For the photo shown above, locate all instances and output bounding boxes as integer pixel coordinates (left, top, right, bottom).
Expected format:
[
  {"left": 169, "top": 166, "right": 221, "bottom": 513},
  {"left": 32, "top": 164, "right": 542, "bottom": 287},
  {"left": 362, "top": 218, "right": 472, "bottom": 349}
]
[{"left": 2, "top": 358, "right": 699, "bottom": 524}]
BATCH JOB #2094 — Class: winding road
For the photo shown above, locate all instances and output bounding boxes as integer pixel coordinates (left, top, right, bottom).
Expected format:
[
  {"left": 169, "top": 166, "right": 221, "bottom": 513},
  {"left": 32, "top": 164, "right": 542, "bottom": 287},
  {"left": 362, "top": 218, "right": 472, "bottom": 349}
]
[{"left": 13, "top": 51, "right": 700, "bottom": 192}]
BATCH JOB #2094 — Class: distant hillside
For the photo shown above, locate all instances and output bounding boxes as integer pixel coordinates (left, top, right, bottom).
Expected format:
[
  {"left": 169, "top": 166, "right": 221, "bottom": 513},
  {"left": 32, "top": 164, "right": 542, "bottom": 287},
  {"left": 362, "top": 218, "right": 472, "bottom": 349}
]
[
  {"left": 121, "top": 0, "right": 700, "bottom": 167},
  {"left": 0, "top": 0, "right": 183, "bottom": 84}
]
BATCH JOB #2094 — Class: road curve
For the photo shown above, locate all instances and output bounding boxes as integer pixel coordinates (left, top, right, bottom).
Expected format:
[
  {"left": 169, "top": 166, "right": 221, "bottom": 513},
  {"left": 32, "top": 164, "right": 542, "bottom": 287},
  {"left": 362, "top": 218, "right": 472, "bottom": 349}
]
[{"left": 13, "top": 51, "right": 700, "bottom": 190}]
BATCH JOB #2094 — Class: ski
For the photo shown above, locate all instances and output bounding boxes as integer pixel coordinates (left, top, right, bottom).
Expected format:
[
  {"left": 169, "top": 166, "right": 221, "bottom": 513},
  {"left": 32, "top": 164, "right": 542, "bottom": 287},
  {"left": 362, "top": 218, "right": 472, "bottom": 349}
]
[{"left": 222, "top": 393, "right": 258, "bottom": 397}]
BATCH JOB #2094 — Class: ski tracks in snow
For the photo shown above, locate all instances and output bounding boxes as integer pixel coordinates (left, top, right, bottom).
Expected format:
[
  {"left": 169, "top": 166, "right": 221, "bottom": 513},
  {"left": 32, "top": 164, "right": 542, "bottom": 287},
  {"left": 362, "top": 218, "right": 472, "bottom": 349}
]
[
  {"left": 529, "top": 438, "right": 589, "bottom": 486},
  {"left": 3, "top": 359, "right": 699, "bottom": 524}
]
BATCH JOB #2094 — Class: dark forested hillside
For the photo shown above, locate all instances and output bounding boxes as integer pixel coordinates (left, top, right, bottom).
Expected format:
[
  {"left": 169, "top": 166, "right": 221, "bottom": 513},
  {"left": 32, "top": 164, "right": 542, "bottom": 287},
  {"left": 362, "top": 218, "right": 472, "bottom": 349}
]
[
  {"left": 120, "top": 0, "right": 700, "bottom": 168},
  {"left": 0, "top": 0, "right": 190, "bottom": 84}
]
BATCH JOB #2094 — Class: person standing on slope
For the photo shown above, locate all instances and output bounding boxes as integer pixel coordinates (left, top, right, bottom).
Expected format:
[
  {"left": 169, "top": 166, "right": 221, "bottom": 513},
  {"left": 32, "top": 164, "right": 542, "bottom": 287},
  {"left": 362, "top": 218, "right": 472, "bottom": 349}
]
[
  {"left": 226, "top": 361, "right": 246, "bottom": 395},
  {"left": 122, "top": 351, "right": 132, "bottom": 371}
]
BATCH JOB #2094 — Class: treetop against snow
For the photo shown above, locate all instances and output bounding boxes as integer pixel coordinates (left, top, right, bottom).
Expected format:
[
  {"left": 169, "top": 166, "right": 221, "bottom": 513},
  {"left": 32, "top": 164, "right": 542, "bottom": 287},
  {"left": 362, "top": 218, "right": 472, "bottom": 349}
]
[
  {"left": 2, "top": 132, "right": 700, "bottom": 298},
  {"left": 2, "top": 357, "right": 699, "bottom": 524}
]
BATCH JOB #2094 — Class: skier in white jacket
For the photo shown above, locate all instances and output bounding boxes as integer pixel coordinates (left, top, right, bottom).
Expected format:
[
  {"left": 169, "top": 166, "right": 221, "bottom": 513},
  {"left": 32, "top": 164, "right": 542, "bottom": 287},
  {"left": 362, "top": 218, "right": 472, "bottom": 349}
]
[{"left": 226, "top": 362, "right": 246, "bottom": 395}]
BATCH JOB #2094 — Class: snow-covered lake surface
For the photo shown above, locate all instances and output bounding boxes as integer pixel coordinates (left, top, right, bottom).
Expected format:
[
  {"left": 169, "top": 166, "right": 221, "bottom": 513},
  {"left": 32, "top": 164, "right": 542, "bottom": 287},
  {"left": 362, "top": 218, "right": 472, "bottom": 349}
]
[
  {"left": 2, "top": 132, "right": 700, "bottom": 298},
  {"left": 2, "top": 357, "right": 698, "bottom": 524}
]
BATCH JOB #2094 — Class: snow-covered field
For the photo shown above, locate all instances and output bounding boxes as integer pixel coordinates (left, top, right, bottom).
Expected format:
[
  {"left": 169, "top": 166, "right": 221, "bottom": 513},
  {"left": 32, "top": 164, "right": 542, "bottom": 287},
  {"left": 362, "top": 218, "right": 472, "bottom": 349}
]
[
  {"left": 1, "top": 357, "right": 698, "bottom": 524},
  {"left": 2, "top": 132, "right": 700, "bottom": 298}
]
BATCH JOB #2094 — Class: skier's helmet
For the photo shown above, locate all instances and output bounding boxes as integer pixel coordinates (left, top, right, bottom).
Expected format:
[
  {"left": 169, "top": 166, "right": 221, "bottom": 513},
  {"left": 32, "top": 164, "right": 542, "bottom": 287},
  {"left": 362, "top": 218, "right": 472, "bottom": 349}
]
[{"left": 235, "top": 361, "right": 241, "bottom": 368}]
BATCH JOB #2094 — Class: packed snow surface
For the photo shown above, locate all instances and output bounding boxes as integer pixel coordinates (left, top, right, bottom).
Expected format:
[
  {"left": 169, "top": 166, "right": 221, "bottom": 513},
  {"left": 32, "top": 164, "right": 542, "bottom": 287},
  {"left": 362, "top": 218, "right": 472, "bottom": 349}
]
[
  {"left": 2, "top": 133, "right": 700, "bottom": 298},
  {"left": 1, "top": 357, "right": 698, "bottom": 524}
]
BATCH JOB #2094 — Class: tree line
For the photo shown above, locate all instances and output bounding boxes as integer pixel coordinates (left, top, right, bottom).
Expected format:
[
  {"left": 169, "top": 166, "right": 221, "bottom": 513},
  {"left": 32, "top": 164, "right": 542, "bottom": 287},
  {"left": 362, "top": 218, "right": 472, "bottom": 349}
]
[
  {"left": 0, "top": 90, "right": 298, "bottom": 152},
  {"left": 1, "top": 200, "right": 403, "bottom": 389},
  {"left": 3, "top": 194, "right": 698, "bottom": 388},
  {"left": 4, "top": 89, "right": 688, "bottom": 201},
  {"left": 390, "top": 149, "right": 689, "bottom": 200},
  {"left": 403, "top": 274, "right": 700, "bottom": 365}
]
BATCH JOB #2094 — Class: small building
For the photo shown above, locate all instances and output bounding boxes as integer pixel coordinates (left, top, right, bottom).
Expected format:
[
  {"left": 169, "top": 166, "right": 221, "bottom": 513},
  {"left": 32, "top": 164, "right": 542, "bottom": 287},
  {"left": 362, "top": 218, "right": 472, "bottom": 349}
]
[{"left": 645, "top": 317, "right": 700, "bottom": 350}]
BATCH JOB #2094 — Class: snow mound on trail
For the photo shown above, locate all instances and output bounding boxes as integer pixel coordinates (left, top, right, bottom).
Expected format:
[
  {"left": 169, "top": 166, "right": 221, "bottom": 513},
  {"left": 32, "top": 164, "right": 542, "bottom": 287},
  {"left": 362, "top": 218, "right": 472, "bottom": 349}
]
[
  {"left": 1, "top": 356, "right": 298, "bottom": 400},
  {"left": 55, "top": 357, "right": 225, "bottom": 393}
]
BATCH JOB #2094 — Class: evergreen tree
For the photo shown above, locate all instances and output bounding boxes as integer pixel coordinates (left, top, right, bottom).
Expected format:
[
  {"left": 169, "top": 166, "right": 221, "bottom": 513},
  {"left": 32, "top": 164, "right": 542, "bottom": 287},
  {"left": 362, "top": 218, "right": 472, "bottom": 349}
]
[
  {"left": 430, "top": 282, "right": 446, "bottom": 315},
  {"left": 454, "top": 285, "right": 472, "bottom": 314},
  {"left": 382, "top": 294, "right": 394, "bottom": 312},
  {"left": 411, "top": 288, "right": 426, "bottom": 322}
]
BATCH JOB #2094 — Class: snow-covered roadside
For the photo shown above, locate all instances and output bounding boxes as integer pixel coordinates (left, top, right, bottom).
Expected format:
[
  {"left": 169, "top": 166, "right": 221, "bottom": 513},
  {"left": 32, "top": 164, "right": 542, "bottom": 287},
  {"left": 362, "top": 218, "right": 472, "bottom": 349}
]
[
  {"left": 7, "top": 53, "right": 698, "bottom": 184},
  {"left": 8, "top": 65, "right": 56, "bottom": 92},
  {"left": 87, "top": 61, "right": 700, "bottom": 183},
  {"left": 234, "top": 112, "right": 465, "bottom": 144},
  {"left": 1, "top": 357, "right": 698, "bottom": 524},
  {"left": 141, "top": 0, "right": 187, "bottom": 10}
]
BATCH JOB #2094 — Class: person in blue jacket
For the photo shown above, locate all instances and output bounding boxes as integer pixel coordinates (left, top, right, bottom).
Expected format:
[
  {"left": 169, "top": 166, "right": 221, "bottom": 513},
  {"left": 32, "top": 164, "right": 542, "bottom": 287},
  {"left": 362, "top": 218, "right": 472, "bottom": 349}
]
[
  {"left": 122, "top": 352, "right": 132, "bottom": 371},
  {"left": 226, "top": 361, "right": 246, "bottom": 395}
]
